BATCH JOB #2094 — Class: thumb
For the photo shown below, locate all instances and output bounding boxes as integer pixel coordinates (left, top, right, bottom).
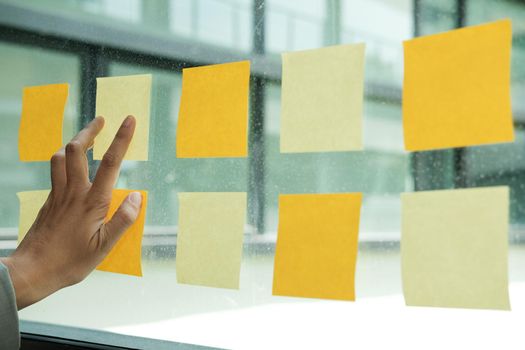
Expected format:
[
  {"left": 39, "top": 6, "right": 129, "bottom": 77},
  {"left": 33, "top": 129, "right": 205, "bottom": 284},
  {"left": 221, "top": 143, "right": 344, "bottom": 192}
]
[{"left": 102, "top": 192, "right": 142, "bottom": 249}]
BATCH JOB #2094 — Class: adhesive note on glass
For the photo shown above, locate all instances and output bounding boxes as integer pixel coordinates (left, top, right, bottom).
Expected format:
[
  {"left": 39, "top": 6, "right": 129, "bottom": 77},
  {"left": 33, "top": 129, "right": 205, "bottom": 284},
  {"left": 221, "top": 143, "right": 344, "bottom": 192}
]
[
  {"left": 403, "top": 19, "right": 514, "bottom": 151},
  {"left": 19, "top": 84, "right": 68, "bottom": 161},
  {"left": 176, "top": 192, "right": 247, "bottom": 289},
  {"left": 94, "top": 74, "right": 152, "bottom": 160},
  {"left": 280, "top": 44, "right": 365, "bottom": 153},
  {"left": 17, "top": 190, "right": 50, "bottom": 243},
  {"left": 97, "top": 189, "right": 148, "bottom": 276},
  {"left": 402, "top": 187, "right": 510, "bottom": 310},
  {"left": 272, "top": 193, "right": 362, "bottom": 301},
  {"left": 176, "top": 61, "right": 250, "bottom": 158}
]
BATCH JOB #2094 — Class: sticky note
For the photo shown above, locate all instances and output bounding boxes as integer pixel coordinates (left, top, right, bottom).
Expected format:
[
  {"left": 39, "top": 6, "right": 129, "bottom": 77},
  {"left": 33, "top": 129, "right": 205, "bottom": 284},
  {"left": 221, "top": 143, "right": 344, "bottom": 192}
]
[
  {"left": 97, "top": 189, "right": 148, "bottom": 276},
  {"left": 280, "top": 44, "right": 365, "bottom": 153},
  {"left": 402, "top": 187, "right": 510, "bottom": 310},
  {"left": 19, "top": 84, "right": 68, "bottom": 161},
  {"left": 403, "top": 19, "right": 514, "bottom": 151},
  {"left": 176, "top": 61, "right": 250, "bottom": 158},
  {"left": 272, "top": 193, "right": 362, "bottom": 301},
  {"left": 17, "top": 190, "right": 50, "bottom": 243},
  {"left": 176, "top": 192, "right": 247, "bottom": 289},
  {"left": 94, "top": 74, "right": 152, "bottom": 160}
]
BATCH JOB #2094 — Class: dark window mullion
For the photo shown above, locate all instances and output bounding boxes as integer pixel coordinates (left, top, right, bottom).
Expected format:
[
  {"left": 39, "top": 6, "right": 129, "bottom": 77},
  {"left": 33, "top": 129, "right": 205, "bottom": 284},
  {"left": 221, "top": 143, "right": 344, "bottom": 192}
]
[
  {"left": 248, "top": 0, "right": 267, "bottom": 234},
  {"left": 80, "top": 47, "right": 109, "bottom": 181}
]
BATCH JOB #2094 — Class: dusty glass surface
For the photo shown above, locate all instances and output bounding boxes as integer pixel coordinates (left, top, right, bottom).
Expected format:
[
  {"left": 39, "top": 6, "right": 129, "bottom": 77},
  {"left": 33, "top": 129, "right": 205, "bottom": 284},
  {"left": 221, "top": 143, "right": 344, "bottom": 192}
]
[
  {"left": 0, "top": 42, "right": 78, "bottom": 227},
  {"left": 0, "top": 0, "right": 524, "bottom": 349}
]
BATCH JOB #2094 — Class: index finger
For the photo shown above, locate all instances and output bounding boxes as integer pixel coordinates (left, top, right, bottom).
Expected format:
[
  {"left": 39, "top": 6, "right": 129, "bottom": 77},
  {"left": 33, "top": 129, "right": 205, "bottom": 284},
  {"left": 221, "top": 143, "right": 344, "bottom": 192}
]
[{"left": 90, "top": 115, "right": 136, "bottom": 198}]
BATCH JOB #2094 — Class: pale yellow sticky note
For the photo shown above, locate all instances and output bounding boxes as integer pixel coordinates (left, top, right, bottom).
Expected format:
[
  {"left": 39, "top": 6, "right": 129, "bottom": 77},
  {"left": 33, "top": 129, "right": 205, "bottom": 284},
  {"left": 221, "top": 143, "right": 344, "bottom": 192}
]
[
  {"left": 176, "top": 192, "right": 247, "bottom": 289},
  {"left": 19, "top": 84, "right": 68, "bottom": 161},
  {"left": 280, "top": 44, "right": 365, "bottom": 153},
  {"left": 272, "top": 193, "right": 362, "bottom": 301},
  {"left": 97, "top": 189, "right": 148, "bottom": 276},
  {"left": 94, "top": 74, "right": 151, "bottom": 160},
  {"left": 17, "top": 190, "right": 50, "bottom": 243},
  {"left": 176, "top": 61, "right": 250, "bottom": 158},
  {"left": 402, "top": 187, "right": 510, "bottom": 310},
  {"left": 403, "top": 19, "right": 514, "bottom": 151}
]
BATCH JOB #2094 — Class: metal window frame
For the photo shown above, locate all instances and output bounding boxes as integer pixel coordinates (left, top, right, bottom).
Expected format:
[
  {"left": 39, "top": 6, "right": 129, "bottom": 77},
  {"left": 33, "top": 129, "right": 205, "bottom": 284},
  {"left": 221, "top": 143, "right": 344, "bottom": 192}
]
[
  {"left": 20, "top": 321, "right": 219, "bottom": 350},
  {"left": 411, "top": 0, "right": 468, "bottom": 191}
]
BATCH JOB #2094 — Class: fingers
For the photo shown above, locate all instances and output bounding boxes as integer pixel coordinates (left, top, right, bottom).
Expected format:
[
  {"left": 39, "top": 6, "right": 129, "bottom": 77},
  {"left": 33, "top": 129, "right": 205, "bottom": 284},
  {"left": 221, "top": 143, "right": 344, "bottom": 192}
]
[
  {"left": 66, "top": 117, "right": 105, "bottom": 188},
  {"left": 50, "top": 147, "right": 66, "bottom": 195},
  {"left": 101, "top": 192, "right": 142, "bottom": 251},
  {"left": 90, "top": 116, "right": 136, "bottom": 197}
]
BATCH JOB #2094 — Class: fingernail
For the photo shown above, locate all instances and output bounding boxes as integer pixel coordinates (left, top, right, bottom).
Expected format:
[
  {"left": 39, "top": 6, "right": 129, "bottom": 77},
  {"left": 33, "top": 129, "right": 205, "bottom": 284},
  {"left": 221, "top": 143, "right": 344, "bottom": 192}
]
[
  {"left": 123, "top": 116, "right": 133, "bottom": 128},
  {"left": 129, "top": 192, "right": 142, "bottom": 206}
]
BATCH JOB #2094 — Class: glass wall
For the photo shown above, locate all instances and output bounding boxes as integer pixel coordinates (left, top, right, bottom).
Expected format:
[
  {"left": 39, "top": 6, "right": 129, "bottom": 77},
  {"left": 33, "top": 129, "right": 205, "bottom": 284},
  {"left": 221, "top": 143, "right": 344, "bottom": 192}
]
[{"left": 0, "top": 0, "right": 524, "bottom": 348}]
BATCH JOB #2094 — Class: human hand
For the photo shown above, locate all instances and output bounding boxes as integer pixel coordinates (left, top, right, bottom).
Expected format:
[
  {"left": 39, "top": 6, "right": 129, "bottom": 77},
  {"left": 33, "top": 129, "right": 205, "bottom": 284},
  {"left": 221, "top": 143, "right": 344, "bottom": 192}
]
[{"left": 0, "top": 116, "right": 142, "bottom": 309}]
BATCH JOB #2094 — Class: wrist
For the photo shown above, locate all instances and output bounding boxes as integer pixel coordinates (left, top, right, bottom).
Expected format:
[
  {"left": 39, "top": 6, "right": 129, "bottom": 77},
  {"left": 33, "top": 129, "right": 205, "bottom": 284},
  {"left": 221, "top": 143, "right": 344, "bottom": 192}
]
[{"left": 0, "top": 254, "right": 60, "bottom": 309}]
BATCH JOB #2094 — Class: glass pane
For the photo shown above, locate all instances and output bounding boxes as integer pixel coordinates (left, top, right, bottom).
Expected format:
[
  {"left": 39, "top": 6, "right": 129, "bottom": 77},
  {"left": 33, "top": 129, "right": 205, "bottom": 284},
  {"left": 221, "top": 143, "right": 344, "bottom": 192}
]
[
  {"left": 266, "top": 0, "right": 325, "bottom": 52},
  {"left": 463, "top": 0, "right": 525, "bottom": 228},
  {"left": 1, "top": 1, "right": 525, "bottom": 349},
  {"left": 266, "top": 0, "right": 412, "bottom": 87},
  {"left": 418, "top": 0, "right": 457, "bottom": 35},
  {"left": 265, "top": 81, "right": 408, "bottom": 296},
  {"left": 0, "top": 41, "right": 79, "bottom": 231},
  {"left": 342, "top": 0, "right": 412, "bottom": 86}
]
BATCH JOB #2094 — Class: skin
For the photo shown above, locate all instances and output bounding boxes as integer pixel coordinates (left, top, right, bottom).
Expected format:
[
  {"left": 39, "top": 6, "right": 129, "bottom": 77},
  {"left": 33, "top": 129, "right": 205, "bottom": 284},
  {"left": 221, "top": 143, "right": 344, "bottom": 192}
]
[{"left": 0, "top": 115, "right": 142, "bottom": 310}]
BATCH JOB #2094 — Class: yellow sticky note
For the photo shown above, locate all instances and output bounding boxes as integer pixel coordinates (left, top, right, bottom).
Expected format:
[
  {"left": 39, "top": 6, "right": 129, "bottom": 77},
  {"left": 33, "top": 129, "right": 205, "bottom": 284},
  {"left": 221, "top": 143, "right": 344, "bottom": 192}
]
[
  {"left": 402, "top": 187, "right": 510, "bottom": 310},
  {"left": 97, "top": 189, "right": 148, "bottom": 276},
  {"left": 17, "top": 190, "right": 50, "bottom": 243},
  {"left": 94, "top": 74, "right": 152, "bottom": 160},
  {"left": 176, "top": 192, "right": 247, "bottom": 289},
  {"left": 19, "top": 84, "right": 68, "bottom": 161},
  {"left": 272, "top": 193, "right": 362, "bottom": 301},
  {"left": 176, "top": 61, "right": 250, "bottom": 158},
  {"left": 403, "top": 19, "right": 514, "bottom": 151},
  {"left": 280, "top": 44, "right": 365, "bottom": 153}
]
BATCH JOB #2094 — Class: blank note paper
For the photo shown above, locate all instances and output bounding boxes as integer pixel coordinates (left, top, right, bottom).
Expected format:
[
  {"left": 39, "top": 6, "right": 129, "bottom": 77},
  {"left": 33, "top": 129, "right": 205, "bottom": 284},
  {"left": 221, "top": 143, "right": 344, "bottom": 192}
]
[
  {"left": 94, "top": 74, "right": 152, "bottom": 160},
  {"left": 272, "top": 193, "right": 362, "bottom": 301},
  {"left": 403, "top": 19, "right": 514, "bottom": 151},
  {"left": 17, "top": 190, "right": 50, "bottom": 243},
  {"left": 176, "top": 61, "right": 250, "bottom": 158},
  {"left": 176, "top": 192, "right": 247, "bottom": 289},
  {"left": 402, "top": 187, "right": 510, "bottom": 310},
  {"left": 19, "top": 84, "right": 68, "bottom": 161},
  {"left": 280, "top": 44, "right": 365, "bottom": 153},
  {"left": 97, "top": 189, "right": 148, "bottom": 276}
]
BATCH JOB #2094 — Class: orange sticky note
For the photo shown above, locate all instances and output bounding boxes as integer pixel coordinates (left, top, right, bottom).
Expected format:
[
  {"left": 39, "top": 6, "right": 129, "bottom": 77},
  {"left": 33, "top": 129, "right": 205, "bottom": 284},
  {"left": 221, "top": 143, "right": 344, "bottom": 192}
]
[
  {"left": 403, "top": 19, "right": 514, "bottom": 151},
  {"left": 176, "top": 61, "right": 250, "bottom": 158},
  {"left": 272, "top": 193, "right": 362, "bottom": 301},
  {"left": 19, "top": 83, "right": 68, "bottom": 161},
  {"left": 97, "top": 189, "right": 148, "bottom": 276}
]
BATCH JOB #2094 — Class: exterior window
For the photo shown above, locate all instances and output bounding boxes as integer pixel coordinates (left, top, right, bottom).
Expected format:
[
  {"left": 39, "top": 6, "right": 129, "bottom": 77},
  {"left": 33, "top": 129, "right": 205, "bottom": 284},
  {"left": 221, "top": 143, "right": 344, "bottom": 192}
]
[{"left": 0, "top": 0, "right": 524, "bottom": 348}]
